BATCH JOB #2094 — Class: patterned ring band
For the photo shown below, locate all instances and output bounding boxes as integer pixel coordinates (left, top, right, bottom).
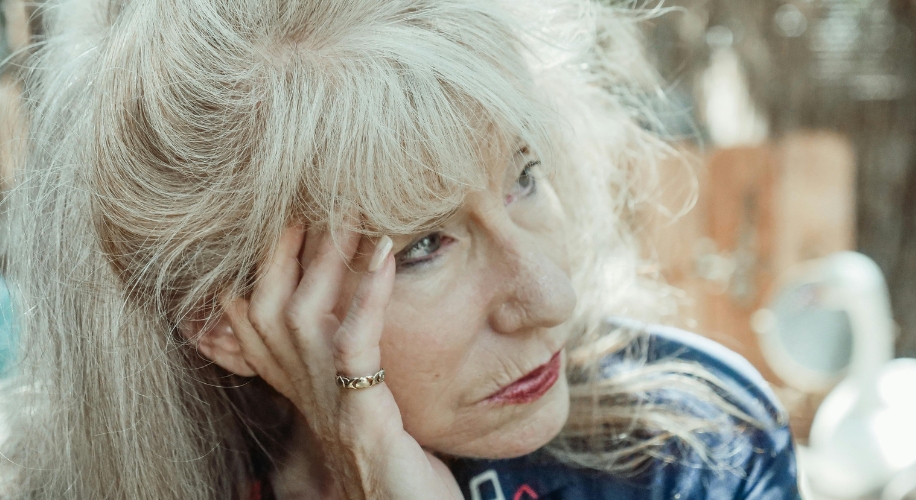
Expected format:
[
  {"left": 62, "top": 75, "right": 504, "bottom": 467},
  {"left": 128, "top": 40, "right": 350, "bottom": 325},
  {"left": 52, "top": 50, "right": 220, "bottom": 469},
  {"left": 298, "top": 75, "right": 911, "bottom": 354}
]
[{"left": 336, "top": 369, "right": 386, "bottom": 390}]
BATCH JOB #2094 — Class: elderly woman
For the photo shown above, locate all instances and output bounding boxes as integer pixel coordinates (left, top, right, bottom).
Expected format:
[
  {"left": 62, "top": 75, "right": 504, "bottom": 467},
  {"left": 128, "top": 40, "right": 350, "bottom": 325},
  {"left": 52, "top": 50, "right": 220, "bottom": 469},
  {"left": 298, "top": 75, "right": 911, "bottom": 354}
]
[{"left": 1, "top": 0, "right": 798, "bottom": 498}]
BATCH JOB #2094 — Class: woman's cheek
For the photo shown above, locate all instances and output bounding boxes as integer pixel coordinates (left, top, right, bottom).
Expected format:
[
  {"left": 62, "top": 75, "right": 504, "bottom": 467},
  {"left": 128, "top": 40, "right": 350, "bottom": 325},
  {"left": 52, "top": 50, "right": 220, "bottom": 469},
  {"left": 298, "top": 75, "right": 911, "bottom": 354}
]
[{"left": 380, "top": 301, "right": 474, "bottom": 406}]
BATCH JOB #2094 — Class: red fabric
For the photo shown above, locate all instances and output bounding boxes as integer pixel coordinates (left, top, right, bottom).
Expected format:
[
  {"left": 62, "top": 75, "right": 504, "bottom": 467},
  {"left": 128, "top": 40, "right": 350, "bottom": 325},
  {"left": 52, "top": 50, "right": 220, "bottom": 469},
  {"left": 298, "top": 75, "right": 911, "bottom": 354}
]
[{"left": 248, "top": 480, "right": 263, "bottom": 500}]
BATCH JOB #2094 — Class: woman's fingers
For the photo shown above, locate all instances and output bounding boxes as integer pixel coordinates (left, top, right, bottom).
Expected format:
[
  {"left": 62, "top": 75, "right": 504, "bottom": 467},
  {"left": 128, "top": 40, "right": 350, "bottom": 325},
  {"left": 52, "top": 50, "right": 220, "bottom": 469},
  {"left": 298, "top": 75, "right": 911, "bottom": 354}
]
[
  {"left": 291, "top": 227, "right": 361, "bottom": 322},
  {"left": 224, "top": 299, "right": 298, "bottom": 399},
  {"left": 234, "top": 224, "right": 397, "bottom": 411},
  {"left": 334, "top": 236, "right": 395, "bottom": 380},
  {"left": 250, "top": 226, "right": 305, "bottom": 314},
  {"left": 247, "top": 227, "right": 309, "bottom": 381}
]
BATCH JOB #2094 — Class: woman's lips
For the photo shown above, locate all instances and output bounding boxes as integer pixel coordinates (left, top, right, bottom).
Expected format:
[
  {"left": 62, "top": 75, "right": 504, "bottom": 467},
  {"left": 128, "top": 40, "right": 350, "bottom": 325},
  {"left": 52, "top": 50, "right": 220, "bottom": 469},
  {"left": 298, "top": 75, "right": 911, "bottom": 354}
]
[{"left": 486, "top": 351, "right": 562, "bottom": 405}]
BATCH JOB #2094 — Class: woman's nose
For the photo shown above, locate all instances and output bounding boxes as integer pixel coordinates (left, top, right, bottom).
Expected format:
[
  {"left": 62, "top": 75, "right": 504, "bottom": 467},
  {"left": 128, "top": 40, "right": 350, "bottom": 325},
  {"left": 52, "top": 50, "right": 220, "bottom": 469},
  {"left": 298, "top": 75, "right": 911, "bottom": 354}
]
[{"left": 486, "top": 233, "right": 577, "bottom": 336}]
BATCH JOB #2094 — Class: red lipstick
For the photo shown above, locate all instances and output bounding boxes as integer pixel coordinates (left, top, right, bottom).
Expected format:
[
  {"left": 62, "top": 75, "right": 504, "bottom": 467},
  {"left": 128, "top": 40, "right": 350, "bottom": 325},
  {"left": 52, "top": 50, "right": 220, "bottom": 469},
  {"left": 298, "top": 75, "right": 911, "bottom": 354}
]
[{"left": 486, "top": 351, "right": 562, "bottom": 405}]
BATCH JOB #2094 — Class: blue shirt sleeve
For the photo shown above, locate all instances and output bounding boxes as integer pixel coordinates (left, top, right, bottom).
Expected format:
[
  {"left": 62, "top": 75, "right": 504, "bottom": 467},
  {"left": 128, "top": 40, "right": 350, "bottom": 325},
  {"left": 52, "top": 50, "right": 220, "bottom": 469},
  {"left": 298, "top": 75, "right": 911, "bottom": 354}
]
[
  {"left": 645, "top": 325, "right": 800, "bottom": 500},
  {"left": 450, "top": 324, "right": 801, "bottom": 500}
]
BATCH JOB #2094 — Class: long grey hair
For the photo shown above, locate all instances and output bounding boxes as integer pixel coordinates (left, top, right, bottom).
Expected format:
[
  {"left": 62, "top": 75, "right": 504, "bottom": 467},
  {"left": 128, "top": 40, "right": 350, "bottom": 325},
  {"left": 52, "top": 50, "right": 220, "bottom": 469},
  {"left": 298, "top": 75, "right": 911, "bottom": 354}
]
[{"left": 1, "top": 0, "right": 757, "bottom": 498}]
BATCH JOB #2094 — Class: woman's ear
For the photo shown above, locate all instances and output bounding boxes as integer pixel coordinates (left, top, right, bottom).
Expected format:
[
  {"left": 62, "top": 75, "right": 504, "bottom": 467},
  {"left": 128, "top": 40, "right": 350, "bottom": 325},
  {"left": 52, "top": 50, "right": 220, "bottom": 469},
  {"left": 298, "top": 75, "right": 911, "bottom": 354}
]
[{"left": 180, "top": 311, "right": 258, "bottom": 377}]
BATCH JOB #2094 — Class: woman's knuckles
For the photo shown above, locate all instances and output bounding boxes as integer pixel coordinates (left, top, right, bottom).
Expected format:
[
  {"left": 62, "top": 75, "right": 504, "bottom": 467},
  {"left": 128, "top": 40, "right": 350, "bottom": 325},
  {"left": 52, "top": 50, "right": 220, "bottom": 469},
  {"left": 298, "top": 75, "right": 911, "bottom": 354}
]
[
  {"left": 283, "top": 301, "right": 317, "bottom": 334},
  {"left": 337, "top": 305, "right": 384, "bottom": 348},
  {"left": 246, "top": 308, "right": 280, "bottom": 337},
  {"left": 332, "top": 334, "right": 379, "bottom": 367}
]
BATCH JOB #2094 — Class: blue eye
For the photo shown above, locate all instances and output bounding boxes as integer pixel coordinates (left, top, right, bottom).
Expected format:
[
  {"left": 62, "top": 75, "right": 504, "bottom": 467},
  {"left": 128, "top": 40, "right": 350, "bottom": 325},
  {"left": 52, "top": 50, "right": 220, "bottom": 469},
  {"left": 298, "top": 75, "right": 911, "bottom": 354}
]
[
  {"left": 516, "top": 161, "right": 539, "bottom": 195},
  {"left": 506, "top": 160, "right": 539, "bottom": 204},
  {"left": 395, "top": 233, "right": 446, "bottom": 268}
]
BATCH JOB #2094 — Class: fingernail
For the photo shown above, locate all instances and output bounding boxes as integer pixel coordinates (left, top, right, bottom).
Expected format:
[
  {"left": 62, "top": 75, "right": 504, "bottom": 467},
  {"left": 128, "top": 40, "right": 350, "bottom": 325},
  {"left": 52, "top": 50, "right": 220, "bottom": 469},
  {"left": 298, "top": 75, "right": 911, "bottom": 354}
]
[{"left": 368, "top": 235, "right": 393, "bottom": 273}]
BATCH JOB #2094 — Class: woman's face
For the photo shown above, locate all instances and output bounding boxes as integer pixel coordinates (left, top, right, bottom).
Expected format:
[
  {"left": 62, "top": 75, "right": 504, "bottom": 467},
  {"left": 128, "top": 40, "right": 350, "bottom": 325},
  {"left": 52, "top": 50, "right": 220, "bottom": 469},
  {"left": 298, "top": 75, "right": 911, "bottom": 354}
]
[{"left": 342, "top": 137, "right": 577, "bottom": 459}]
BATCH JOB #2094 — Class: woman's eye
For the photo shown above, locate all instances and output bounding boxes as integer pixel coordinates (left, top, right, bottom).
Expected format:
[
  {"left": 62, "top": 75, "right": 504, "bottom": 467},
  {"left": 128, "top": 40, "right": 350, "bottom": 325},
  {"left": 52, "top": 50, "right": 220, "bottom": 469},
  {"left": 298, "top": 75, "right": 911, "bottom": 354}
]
[
  {"left": 517, "top": 162, "right": 537, "bottom": 192},
  {"left": 395, "top": 233, "right": 446, "bottom": 268},
  {"left": 508, "top": 160, "right": 539, "bottom": 203}
]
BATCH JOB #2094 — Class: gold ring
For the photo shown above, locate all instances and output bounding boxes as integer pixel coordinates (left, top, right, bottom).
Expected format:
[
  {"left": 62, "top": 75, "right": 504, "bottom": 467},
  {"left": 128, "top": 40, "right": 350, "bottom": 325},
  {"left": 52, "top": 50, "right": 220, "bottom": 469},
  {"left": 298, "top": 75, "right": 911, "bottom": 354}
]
[{"left": 336, "top": 369, "right": 385, "bottom": 390}]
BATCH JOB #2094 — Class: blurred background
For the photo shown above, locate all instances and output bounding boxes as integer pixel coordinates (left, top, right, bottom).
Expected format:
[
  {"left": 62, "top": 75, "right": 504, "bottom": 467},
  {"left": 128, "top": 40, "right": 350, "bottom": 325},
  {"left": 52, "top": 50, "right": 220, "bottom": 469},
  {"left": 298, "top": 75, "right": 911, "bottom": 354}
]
[
  {"left": 2, "top": 0, "right": 916, "bottom": 498},
  {"left": 635, "top": 0, "right": 916, "bottom": 498}
]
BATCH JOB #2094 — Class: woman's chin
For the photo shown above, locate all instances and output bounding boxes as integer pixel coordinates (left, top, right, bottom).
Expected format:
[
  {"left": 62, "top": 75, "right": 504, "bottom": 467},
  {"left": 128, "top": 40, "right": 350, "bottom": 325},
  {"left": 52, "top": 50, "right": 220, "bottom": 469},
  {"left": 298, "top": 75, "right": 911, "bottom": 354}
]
[
  {"left": 490, "top": 375, "right": 571, "bottom": 459},
  {"left": 435, "top": 375, "right": 572, "bottom": 460}
]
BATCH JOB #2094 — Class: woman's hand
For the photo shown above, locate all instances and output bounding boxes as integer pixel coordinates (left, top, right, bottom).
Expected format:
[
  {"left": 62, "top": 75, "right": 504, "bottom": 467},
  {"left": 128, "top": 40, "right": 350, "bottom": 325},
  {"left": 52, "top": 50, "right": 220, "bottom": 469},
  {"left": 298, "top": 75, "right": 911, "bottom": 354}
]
[{"left": 223, "top": 226, "right": 463, "bottom": 500}]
